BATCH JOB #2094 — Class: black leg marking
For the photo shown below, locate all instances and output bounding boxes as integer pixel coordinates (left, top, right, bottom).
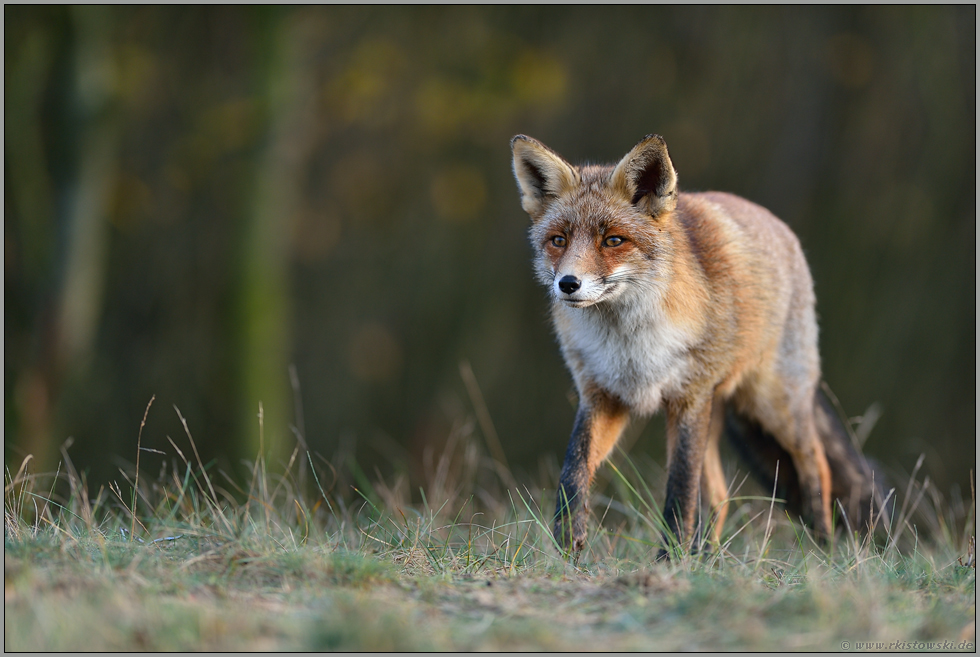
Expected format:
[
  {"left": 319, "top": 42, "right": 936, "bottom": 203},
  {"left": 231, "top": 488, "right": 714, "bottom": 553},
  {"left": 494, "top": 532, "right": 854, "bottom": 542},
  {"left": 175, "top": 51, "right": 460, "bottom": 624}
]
[
  {"left": 553, "top": 406, "right": 592, "bottom": 552},
  {"left": 662, "top": 398, "right": 712, "bottom": 554}
]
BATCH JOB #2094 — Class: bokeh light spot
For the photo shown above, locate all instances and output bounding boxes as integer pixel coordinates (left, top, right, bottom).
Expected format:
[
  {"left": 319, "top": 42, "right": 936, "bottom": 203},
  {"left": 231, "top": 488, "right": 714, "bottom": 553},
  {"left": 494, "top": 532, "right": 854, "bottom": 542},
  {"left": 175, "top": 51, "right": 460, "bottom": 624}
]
[{"left": 430, "top": 165, "right": 487, "bottom": 223}]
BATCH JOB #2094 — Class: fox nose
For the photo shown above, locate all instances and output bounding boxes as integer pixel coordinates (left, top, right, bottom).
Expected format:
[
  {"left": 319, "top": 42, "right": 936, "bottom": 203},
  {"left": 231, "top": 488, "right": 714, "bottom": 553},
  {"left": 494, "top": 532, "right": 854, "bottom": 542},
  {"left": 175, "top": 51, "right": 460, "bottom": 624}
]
[{"left": 558, "top": 275, "right": 581, "bottom": 295}]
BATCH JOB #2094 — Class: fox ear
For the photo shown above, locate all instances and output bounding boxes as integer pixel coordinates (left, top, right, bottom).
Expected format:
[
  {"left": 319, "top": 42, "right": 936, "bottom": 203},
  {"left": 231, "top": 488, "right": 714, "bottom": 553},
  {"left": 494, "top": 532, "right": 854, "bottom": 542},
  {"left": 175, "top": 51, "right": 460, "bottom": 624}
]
[
  {"left": 511, "top": 135, "right": 578, "bottom": 220},
  {"left": 611, "top": 134, "right": 678, "bottom": 217}
]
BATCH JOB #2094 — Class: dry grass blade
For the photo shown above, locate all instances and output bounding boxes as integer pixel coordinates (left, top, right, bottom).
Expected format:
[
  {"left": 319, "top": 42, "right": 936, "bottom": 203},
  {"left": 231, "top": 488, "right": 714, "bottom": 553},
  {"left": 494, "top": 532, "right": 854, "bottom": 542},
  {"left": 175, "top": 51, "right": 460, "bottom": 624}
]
[
  {"left": 131, "top": 395, "right": 156, "bottom": 541},
  {"left": 58, "top": 438, "right": 94, "bottom": 530},
  {"left": 888, "top": 453, "right": 926, "bottom": 550},
  {"left": 758, "top": 460, "right": 780, "bottom": 567},
  {"left": 459, "top": 360, "right": 517, "bottom": 492},
  {"left": 173, "top": 404, "right": 234, "bottom": 536},
  {"left": 110, "top": 480, "right": 150, "bottom": 537},
  {"left": 289, "top": 364, "right": 309, "bottom": 488},
  {"left": 5, "top": 454, "right": 34, "bottom": 495}
]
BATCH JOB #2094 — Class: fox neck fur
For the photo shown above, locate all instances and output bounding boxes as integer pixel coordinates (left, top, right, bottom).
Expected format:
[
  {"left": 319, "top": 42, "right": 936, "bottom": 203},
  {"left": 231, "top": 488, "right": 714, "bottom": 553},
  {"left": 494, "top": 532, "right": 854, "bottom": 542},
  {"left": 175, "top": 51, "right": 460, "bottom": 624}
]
[{"left": 549, "top": 192, "right": 717, "bottom": 417}]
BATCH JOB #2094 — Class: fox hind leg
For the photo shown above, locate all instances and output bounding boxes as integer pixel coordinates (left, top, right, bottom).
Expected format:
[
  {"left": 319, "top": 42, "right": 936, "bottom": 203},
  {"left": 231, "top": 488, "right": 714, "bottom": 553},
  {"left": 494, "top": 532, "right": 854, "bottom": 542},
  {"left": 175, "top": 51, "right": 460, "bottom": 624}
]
[
  {"left": 743, "top": 384, "right": 834, "bottom": 539},
  {"left": 794, "top": 414, "right": 834, "bottom": 538}
]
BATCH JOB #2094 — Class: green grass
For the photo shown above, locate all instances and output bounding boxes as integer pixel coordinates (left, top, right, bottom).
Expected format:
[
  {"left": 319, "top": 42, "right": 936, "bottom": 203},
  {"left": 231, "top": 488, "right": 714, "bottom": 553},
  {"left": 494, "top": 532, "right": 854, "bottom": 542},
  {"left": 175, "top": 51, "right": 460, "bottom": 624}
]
[{"left": 4, "top": 407, "right": 976, "bottom": 651}]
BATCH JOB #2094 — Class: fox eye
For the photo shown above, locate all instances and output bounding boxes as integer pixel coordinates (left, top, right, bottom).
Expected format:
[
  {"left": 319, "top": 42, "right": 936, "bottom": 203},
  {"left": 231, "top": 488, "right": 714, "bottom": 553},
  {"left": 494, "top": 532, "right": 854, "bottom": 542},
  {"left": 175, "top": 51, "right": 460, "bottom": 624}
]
[
  {"left": 604, "top": 236, "right": 625, "bottom": 247},
  {"left": 550, "top": 235, "right": 567, "bottom": 247}
]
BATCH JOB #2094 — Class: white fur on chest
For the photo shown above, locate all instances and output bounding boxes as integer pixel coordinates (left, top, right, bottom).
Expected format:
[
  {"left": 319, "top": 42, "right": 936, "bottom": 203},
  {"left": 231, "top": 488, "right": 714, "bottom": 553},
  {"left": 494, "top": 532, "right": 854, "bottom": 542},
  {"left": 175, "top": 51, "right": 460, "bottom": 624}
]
[{"left": 554, "top": 300, "right": 696, "bottom": 415}]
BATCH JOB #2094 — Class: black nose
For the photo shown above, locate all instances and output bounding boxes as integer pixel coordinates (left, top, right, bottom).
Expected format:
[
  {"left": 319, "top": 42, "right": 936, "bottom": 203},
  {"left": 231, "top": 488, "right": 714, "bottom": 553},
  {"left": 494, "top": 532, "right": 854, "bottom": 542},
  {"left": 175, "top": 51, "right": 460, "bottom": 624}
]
[{"left": 558, "top": 275, "right": 581, "bottom": 294}]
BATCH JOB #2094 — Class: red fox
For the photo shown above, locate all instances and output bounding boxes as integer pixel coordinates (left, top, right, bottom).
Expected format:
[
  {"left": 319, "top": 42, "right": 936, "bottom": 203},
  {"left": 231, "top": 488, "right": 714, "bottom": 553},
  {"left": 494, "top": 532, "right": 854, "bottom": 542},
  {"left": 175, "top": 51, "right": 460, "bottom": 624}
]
[{"left": 510, "top": 133, "right": 883, "bottom": 553}]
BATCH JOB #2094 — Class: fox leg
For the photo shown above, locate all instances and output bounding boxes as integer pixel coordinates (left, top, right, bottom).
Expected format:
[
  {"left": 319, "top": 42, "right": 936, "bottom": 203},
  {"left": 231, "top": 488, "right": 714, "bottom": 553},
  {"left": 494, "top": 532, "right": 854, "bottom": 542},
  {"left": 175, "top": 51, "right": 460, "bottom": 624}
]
[
  {"left": 788, "top": 411, "right": 834, "bottom": 539},
  {"left": 701, "top": 397, "right": 729, "bottom": 545},
  {"left": 754, "top": 392, "right": 834, "bottom": 539},
  {"left": 662, "top": 394, "right": 714, "bottom": 552},
  {"left": 553, "top": 389, "right": 629, "bottom": 553}
]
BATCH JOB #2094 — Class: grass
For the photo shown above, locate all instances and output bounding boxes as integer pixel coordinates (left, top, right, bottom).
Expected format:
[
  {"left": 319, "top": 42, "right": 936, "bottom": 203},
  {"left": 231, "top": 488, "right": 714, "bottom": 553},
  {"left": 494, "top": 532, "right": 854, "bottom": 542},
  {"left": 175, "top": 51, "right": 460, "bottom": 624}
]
[{"left": 4, "top": 402, "right": 976, "bottom": 651}]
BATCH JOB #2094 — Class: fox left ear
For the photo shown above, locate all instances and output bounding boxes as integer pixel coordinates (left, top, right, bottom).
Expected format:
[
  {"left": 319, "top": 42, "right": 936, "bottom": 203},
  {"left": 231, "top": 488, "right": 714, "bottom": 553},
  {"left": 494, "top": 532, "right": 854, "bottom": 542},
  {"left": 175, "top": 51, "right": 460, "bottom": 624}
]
[{"left": 611, "top": 134, "right": 678, "bottom": 217}]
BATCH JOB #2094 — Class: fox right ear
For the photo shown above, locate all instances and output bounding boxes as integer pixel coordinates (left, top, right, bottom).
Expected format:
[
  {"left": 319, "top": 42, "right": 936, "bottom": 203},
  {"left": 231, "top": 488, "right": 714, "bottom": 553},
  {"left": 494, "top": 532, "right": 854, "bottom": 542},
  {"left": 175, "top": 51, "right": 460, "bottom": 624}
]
[
  {"left": 611, "top": 134, "right": 678, "bottom": 218},
  {"left": 511, "top": 135, "right": 578, "bottom": 219}
]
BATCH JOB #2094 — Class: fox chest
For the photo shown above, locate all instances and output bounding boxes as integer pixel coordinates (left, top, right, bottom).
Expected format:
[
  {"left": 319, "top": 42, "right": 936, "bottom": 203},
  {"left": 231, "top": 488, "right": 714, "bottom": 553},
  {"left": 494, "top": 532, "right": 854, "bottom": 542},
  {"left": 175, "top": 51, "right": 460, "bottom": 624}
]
[{"left": 556, "top": 310, "right": 695, "bottom": 415}]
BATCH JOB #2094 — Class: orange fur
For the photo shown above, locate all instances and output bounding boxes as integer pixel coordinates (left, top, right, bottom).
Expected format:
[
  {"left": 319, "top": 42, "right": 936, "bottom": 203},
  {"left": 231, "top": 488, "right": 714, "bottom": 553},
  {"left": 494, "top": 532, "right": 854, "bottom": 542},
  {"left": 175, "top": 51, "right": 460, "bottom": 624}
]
[{"left": 512, "top": 133, "right": 838, "bottom": 553}]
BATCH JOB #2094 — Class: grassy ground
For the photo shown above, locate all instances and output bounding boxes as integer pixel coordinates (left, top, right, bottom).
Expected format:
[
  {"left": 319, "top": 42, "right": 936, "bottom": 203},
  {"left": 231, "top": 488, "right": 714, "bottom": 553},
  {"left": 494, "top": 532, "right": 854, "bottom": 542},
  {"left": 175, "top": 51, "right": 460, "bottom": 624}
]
[{"left": 4, "top": 409, "right": 976, "bottom": 651}]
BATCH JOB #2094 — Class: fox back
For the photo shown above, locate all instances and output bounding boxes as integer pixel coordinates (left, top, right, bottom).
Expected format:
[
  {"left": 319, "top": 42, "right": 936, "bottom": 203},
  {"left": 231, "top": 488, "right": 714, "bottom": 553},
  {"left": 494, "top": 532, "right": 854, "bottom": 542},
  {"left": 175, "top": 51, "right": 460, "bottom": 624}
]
[
  {"left": 514, "top": 134, "right": 818, "bottom": 418},
  {"left": 511, "top": 134, "right": 869, "bottom": 553}
]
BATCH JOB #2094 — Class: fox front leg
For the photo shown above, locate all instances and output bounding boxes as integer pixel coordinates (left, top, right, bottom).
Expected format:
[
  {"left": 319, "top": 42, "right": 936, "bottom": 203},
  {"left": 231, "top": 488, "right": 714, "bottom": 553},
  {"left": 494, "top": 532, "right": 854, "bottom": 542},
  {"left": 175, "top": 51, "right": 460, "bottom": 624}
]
[
  {"left": 662, "top": 396, "right": 714, "bottom": 555},
  {"left": 553, "top": 391, "right": 629, "bottom": 553}
]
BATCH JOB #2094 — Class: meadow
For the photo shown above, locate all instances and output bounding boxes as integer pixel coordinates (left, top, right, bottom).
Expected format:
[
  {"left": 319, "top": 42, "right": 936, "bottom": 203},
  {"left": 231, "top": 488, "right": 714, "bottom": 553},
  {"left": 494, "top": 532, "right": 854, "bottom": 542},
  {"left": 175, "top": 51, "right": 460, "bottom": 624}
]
[{"left": 4, "top": 402, "right": 975, "bottom": 651}]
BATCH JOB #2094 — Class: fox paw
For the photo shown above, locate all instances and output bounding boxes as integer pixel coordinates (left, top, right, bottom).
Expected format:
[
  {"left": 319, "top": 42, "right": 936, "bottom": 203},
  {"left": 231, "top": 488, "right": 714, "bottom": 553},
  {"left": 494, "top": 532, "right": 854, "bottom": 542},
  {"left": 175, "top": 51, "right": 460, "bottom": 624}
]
[{"left": 552, "top": 514, "right": 587, "bottom": 554}]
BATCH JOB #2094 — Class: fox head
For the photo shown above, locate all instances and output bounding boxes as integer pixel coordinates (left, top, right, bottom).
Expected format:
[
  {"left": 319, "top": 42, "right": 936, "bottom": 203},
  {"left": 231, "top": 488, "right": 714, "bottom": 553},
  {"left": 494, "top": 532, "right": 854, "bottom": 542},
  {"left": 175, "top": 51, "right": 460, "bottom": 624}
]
[{"left": 511, "top": 134, "right": 680, "bottom": 308}]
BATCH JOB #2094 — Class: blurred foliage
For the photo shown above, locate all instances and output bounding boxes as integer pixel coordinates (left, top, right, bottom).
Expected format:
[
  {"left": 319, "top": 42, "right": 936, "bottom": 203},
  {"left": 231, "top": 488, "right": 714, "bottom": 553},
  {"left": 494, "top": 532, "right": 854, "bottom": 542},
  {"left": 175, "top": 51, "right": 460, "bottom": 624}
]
[{"left": 4, "top": 6, "right": 975, "bottom": 495}]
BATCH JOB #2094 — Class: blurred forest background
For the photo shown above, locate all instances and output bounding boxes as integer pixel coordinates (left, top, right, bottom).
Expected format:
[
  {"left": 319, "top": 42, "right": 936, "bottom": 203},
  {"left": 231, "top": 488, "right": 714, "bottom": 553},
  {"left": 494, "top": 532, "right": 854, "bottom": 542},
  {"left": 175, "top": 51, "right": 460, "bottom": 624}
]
[{"left": 5, "top": 6, "right": 975, "bottom": 500}]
